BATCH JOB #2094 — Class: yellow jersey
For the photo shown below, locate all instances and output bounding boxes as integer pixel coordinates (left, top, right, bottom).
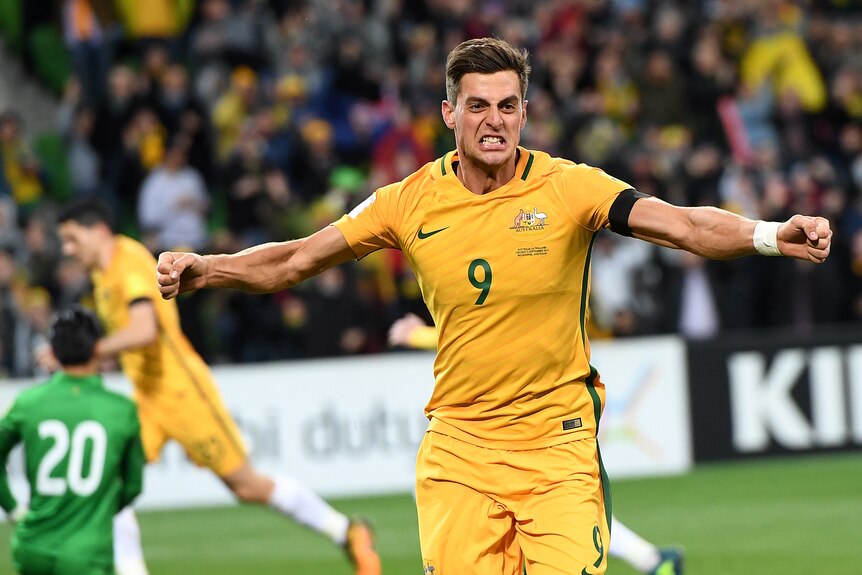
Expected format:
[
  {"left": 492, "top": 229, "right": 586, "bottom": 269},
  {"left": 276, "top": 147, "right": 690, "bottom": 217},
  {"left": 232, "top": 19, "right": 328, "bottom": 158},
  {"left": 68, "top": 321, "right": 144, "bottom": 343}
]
[
  {"left": 92, "top": 236, "right": 212, "bottom": 402},
  {"left": 407, "top": 325, "right": 438, "bottom": 351},
  {"left": 334, "top": 148, "right": 631, "bottom": 449}
]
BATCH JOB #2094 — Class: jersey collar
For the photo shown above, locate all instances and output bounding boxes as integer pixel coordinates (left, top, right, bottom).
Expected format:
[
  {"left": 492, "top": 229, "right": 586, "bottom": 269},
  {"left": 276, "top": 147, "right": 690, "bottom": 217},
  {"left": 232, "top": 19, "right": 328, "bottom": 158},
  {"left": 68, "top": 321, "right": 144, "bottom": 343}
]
[
  {"left": 436, "top": 146, "right": 535, "bottom": 187},
  {"left": 52, "top": 372, "right": 104, "bottom": 387}
]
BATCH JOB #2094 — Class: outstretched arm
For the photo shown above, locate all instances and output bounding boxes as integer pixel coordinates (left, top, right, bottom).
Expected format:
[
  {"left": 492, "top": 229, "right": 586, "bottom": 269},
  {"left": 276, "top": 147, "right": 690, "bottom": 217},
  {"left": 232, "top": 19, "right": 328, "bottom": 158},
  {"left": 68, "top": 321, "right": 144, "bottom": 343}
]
[
  {"left": 157, "top": 225, "right": 355, "bottom": 299},
  {"left": 627, "top": 197, "right": 832, "bottom": 263}
]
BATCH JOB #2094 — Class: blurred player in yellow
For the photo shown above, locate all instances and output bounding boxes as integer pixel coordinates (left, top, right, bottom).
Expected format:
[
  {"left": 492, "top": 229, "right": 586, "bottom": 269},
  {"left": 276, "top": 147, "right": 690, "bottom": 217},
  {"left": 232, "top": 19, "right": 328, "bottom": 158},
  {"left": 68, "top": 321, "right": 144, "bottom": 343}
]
[
  {"left": 156, "top": 38, "right": 831, "bottom": 575},
  {"left": 388, "top": 313, "right": 684, "bottom": 575},
  {"left": 55, "top": 199, "right": 380, "bottom": 575}
]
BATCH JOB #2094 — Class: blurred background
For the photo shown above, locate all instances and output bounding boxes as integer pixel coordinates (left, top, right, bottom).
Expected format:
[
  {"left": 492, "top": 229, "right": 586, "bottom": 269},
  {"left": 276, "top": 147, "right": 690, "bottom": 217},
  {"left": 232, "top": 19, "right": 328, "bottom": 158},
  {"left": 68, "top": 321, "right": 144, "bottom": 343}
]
[
  {"left": 0, "top": 0, "right": 861, "bottom": 574},
  {"left": 0, "top": 0, "right": 862, "bottom": 370}
]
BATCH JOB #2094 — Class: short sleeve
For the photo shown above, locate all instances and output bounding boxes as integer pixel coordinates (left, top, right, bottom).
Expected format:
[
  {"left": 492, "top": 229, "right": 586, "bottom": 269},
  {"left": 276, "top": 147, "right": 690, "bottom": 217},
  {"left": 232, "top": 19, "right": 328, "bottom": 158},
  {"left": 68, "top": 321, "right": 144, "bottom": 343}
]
[
  {"left": 333, "top": 183, "right": 401, "bottom": 259},
  {"left": 559, "top": 164, "right": 633, "bottom": 232},
  {"left": 408, "top": 325, "right": 438, "bottom": 351},
  {"left": 123, "top": 264, "right": 156, "bottom": 304}
]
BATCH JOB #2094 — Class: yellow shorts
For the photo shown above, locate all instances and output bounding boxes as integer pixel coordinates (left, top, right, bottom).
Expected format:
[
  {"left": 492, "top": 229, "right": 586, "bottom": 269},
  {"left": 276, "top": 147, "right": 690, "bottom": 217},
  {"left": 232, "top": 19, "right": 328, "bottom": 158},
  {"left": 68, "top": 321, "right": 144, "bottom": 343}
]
[
  {"left": 137, "top": 373, "right": 247, "bottom": 477},
  {"left": 416, "top": 430, "right": 610, "bottom": 575}
]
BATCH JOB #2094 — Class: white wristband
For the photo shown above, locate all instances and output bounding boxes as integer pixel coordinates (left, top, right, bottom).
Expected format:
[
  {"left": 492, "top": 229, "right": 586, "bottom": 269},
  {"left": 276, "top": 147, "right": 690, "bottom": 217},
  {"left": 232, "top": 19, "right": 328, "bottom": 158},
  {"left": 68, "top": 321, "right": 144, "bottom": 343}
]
[{"left": 753, "top": 221, "right": 782, "bottom": 256}]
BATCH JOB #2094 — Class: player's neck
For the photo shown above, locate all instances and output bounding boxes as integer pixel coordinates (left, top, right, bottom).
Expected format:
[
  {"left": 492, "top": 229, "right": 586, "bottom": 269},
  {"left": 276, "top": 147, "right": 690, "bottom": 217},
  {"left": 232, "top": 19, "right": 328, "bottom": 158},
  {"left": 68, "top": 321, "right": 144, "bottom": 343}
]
[
  {"left": 456, "top": 152, "right": 518, "bottom": 195},
  {"left": 62, "top": 361, "right": 99, "bottom": 377},
  {"left": 96, "top": 234, "right": 117, "bottom": 271}
]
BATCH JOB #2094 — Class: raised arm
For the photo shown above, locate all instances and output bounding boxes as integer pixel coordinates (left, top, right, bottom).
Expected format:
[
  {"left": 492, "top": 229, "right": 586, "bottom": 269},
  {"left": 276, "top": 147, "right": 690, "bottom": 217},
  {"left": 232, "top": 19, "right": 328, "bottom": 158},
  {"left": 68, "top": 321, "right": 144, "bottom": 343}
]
[
  {"left": 157, "top": 225, "right": 355, "bottom": 299},
  {"left": 627, "top": 196, "right": 832, "bottom": 263}
]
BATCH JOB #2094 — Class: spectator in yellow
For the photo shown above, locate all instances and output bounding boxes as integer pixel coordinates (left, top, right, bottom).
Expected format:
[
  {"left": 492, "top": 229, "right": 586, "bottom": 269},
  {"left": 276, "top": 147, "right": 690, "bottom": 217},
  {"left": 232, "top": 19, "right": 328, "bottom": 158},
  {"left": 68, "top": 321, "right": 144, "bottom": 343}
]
[
  {"left": 740, "top": 2, "right": 827, "bottom": 113},
  {"left": 114, "top": 0, "right": 194, "bottom": 48},
  {"left": 594, "top": 47, "right": 638, "bottom": 133},
  {"left": 273, "top": 74, "right": 308, "bottom": 129},
  {"left": 0, "top": 112, "right": 43, "bottom": 212},
  {"left": 213, "top": 66, "right": 258, "bottom": 161},
  {"left": 124, "top": 108, "right": 166, "bottom": 171}
]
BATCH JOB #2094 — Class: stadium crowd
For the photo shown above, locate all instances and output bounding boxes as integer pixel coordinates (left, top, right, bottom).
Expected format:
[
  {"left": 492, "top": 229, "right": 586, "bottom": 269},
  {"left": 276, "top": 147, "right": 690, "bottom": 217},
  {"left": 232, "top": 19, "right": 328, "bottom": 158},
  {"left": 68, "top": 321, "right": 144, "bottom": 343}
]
[{"left": 1, "top": 0, "right": 862, "bottom": 376}]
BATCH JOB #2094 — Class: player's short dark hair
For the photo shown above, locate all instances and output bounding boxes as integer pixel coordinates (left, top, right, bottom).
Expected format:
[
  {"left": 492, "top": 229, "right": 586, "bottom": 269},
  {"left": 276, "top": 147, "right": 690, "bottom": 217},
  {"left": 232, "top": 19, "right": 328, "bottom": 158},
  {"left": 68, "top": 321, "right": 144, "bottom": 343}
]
[
  {"left": 445, "top": 37, "right": 531, "bottom": 104},
  {"left": 48, "top": 305, "right": 103, "bottom": 366},
  {"left": 57, "top": 198, "right": 114, "bottom": 231}
]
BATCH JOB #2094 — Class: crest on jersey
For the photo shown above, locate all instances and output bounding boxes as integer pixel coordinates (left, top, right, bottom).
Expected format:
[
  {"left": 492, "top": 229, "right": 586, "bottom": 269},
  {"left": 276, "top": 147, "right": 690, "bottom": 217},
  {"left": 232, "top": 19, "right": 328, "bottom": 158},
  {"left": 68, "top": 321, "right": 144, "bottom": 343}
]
[
  {"left": 423, "top": 560, "right": 437, "bottom": 574},
  {"left": 511, "top": 207, "right": 548, "bottom": 232}
]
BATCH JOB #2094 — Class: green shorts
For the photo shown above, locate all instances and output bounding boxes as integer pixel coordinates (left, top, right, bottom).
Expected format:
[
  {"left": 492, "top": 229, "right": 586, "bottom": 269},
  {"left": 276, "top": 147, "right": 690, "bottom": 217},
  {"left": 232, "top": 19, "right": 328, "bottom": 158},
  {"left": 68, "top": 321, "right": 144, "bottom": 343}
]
[{"left": 12, "top": 545, "right": 113, "bottom": 575}]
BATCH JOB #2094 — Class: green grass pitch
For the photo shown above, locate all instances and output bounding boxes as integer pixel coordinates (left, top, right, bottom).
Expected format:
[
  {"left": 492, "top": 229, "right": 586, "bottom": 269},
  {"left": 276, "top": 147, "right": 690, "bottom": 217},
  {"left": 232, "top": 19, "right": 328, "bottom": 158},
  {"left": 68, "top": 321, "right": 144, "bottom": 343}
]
[{"left": 0, "top": 453, "right": 859, "bottom": 574}]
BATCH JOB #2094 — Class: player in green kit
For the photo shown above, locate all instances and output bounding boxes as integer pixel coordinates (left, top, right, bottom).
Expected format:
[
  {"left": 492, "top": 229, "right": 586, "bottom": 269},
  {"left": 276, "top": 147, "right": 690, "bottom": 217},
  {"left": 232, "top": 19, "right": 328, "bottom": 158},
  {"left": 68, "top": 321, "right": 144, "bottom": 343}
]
[{"left": 0, "top": 305, "right": 145, "bottom": 575}]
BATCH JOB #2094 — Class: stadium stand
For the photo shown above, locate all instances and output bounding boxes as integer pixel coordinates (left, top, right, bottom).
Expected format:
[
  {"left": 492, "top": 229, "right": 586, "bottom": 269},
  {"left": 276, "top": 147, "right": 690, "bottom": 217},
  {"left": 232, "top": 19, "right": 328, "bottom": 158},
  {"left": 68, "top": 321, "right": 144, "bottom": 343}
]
[{"left": 0, "top": 0, "right": 860, "bottom": 375}]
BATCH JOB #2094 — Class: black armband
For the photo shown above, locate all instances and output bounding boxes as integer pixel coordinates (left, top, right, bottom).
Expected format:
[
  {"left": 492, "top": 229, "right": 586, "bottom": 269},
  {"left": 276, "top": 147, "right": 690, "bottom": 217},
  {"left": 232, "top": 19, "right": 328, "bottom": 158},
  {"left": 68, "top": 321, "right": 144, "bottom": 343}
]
[
  {"left": 129, "top": 297, "right": 152, "bottom": 307},
  {"left": 608, "top": 189, "right": 650, "bottom": 237}
]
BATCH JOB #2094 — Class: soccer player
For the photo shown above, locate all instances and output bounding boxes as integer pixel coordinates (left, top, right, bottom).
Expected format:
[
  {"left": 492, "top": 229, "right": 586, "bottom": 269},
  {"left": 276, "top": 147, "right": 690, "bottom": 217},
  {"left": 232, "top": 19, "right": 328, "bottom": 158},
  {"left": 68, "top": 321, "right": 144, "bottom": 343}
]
[
  {"left": 156, "top": 38, "right": 832, "bottom": 575},
  {"left": 55, "top": 200, "right": 380, "bottom": 575},
  {"left": 0, "top": 305, "right": 145, "bottom": 575},
  {"left": 388, "top": 313, "right": 684, "bottom": 575}
]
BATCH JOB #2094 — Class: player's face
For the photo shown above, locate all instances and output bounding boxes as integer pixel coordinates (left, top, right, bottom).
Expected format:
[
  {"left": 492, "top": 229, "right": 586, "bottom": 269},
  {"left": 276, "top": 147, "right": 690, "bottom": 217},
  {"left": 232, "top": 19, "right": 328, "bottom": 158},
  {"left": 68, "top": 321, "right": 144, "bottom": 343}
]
[
  {"left": 442, "top": 71, "right": 527, "bottom": 173},
  {"left": 58, "top": 221, "right": 101, "bottom": 269}
]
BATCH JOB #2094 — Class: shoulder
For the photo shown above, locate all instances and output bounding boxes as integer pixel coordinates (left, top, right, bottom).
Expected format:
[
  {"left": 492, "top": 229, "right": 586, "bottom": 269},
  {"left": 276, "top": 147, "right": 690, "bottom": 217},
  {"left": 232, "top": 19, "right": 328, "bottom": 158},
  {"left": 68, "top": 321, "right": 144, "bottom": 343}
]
[
  {"left": 533, "top": 154, "right": 630, "bottom": 193},
  {"left": 519, "top": 149, "right": 569, "bottom": 172},
  {"left": 110, "top": 391, "right": 138, "bottom": 413},
  {"left": 520, "top": 150, "right": 594, "bottom": 187},
  {"left": 115, "top": 236, "right": 157, "bottom": 267},
  {"left": 556, "top": 159, "right": 625, "bottom": 184},
  {"left": 520, "top": 149, "right": 604, "bottom": 177},
  {"left": 539, "top": 154, "right": 596, "bottom": 179},
  {"left": 356, "top": 160, "right": 436, "bottom": 213},
  {"left": 387, "top": 159, "right": 437, "bottom": 197},
  {"left": 98, "top": 388, "right": 140, "bottom": 419},
  {"left": 141, "top": 168, "right": 167, "bottom": 187},
  {"left": 12, "top": 381, "right": 54, "bottom": 406},
  {"left": 1, "top": 381, "right": 53, "bottom": 421},
  {"left": 516, "top": 149, "right": 583, "bottom": 192},
  {"left": 183, "top": 167, "right": 206, "bottom": 186}
]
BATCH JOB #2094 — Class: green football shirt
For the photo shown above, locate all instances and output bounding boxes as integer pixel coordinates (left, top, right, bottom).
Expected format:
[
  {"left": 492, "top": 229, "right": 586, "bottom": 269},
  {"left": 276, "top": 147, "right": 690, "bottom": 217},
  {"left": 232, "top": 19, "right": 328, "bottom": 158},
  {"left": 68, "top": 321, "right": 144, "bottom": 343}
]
[{"left": 0, "top": 371, "right": 145, "bottom": 567}]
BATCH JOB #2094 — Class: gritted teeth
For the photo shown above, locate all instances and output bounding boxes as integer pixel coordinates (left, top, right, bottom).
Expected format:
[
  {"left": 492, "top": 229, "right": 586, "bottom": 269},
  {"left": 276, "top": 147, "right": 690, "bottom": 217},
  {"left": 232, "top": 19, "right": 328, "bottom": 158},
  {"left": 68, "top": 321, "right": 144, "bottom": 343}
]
[{"left": 481, "top": 136, "right": 504, "bottom": 144}]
